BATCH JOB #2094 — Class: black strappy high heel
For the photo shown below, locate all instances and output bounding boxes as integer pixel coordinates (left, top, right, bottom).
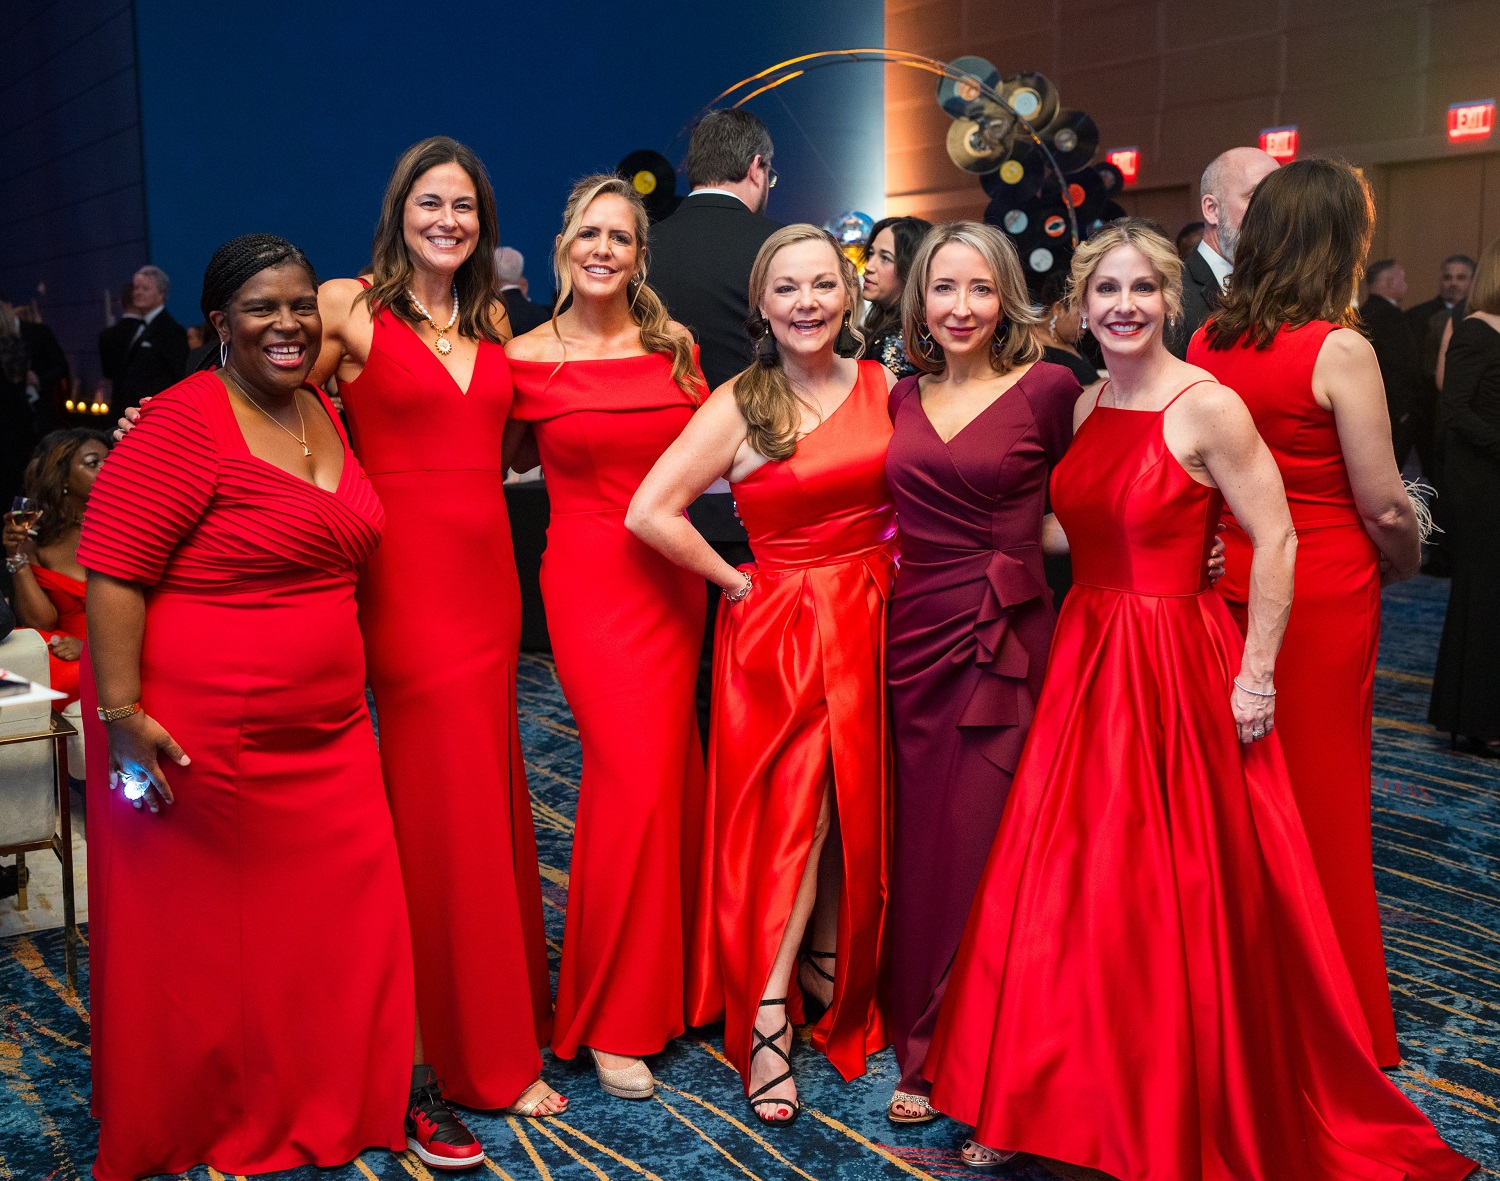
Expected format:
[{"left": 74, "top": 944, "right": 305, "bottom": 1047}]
[
  {"left": 748, "top": 997, "right": 800, "bottom": 1127},
  {"left": 797, "top": 950, "right": 836, "bottom": 1026}
]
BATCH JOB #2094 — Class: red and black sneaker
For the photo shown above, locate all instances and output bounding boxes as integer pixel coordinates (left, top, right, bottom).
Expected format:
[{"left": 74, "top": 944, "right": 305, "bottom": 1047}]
[{"left": 405, "top": 1069, "right": 485, "bottom": 1171}]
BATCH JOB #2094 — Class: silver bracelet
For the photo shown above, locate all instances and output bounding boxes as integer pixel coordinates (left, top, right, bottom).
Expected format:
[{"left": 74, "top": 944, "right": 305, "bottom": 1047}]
[
  {"left": 5, "top": 552, "right": 29, "bottom": 574},
  {"left": 724, "top": 571, "right": 754, "bottom": 604},
  {"left": 1233, "top": 677, "right": 1276, "bottom": 698}
]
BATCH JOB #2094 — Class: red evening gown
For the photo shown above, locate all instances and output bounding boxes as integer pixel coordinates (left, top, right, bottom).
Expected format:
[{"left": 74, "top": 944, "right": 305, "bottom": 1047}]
[
  {"left": 1190, "top": 321, "right": 1397, "bottom": 1065},
  {"left": 78, "top": 373, "right": 413, "bottom": 1181},
  {"left": 508, "top": 352, "right": 706, "bottom": 1060},
  {"left": 339, "top": 293, "right": 551, "bottom": 1107},
  {"left": 688, "top": 360, "right": 895, "bottom": 1087},
  {"left": 927, "top": 386, "right": 1473, "bottom": 1180},
  {"left": 30, "top": 564, "right": 85, "bottom": 703}
]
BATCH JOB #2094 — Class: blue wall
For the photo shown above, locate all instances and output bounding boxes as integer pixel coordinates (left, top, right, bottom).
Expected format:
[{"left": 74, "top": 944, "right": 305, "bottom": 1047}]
[{"left": 132, "top": 1, "right": 884, "bottom": 316}]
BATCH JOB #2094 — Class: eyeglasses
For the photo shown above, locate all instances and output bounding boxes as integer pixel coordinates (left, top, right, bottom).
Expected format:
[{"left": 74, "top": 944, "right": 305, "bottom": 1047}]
[{"left": 765, "top": 163, "right": 778, "bottom": 189}]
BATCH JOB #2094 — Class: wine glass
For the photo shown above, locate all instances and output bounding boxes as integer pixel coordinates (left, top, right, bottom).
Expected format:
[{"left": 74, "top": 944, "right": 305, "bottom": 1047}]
[{"left": 8, "top": 496, "right": 41, "bottom": 535}]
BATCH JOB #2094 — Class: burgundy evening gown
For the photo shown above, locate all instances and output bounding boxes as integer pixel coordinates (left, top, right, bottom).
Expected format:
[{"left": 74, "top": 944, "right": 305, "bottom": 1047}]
[{"left": 883, "top": 362, "right": 1080, "bottom": 1096}]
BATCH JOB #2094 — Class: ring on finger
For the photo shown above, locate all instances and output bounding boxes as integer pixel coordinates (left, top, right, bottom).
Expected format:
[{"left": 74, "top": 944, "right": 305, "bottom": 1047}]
[{"left": 1252, "top": 727, "right": 1265, "bottom": 740}]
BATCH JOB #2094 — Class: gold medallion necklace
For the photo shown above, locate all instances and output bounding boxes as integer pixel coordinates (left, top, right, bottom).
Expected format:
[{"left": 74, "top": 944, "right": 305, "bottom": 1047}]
[{"left": 408, "top": 283, "right": 460, "bottom": 355}]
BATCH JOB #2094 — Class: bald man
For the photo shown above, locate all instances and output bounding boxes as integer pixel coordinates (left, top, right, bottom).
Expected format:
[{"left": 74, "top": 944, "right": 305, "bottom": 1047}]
[{"left": 1166, "top": 146, "right": 1280, "bottom": 357}]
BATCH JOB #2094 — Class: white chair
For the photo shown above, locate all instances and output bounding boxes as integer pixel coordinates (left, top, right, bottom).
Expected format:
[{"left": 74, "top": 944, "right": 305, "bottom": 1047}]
[{"left": 0, "top": 628, "right": 80, "bottom": 991}]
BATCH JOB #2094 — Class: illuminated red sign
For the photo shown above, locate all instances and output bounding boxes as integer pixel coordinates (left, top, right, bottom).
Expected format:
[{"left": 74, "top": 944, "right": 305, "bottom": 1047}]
[
  {"left": 1259, "top": 126, "right": 1298, "bottom": 163},
  {"left": 1449, "top": 100, "right": 1495, "bottom": 142},
  {"left": 1105, "top": 148, "right": 1139, "bottom": 187}
]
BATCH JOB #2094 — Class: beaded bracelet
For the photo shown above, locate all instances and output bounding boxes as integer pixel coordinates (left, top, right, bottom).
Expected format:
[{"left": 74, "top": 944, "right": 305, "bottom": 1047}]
[{"left": 1233, "top": 678, "right": 1276, "bottom": 698}]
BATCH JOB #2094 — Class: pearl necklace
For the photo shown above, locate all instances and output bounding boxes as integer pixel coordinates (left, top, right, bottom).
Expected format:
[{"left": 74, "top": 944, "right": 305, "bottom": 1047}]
[{"left": 408, "top": 284, "right": 460, "bottom": 355}]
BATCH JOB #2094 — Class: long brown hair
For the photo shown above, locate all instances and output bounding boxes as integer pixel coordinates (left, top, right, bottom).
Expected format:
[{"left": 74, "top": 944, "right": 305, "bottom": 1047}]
[
  {"left": 550, "top": 174, "right": 701, "bottom": 398},
  {"left": 1469, "top": 235, "right": 1500, "bottom": 316},
  {"left": 737, "top": 224, "right": 864, "bottom": 461},
  {"left": 901, "top": 221, "right": 1042, "bottom": 375},
  {"left": 361, "top": 136, "right": 504, "bottom": 344},
  {"left": 24, "top": 428, "right": 112, "bottom": 545},
  {"left": 1204, "top": 159, "right": 1373, "bottom": 350}
]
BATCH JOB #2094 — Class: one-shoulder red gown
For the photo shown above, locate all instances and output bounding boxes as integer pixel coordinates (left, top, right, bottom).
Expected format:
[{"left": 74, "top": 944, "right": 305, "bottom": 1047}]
[
  {"left": 79, "top": 373, "right": 413, "bottom": 1181},
  {"left": 688, "top": 360, "right": 895, "bottom": 1088},
  {"left": 339, "top": 298, "right": 551, "bottom": 1107},
  {"left": 1191, "top": 321, "right": 1397, "bottom": 1065},
  {"left": 508, "top": 352, "right": 706, "bottom": 1061},
  {"left": 927, "top": 387, "right": 1473, "bottom": 1179}
]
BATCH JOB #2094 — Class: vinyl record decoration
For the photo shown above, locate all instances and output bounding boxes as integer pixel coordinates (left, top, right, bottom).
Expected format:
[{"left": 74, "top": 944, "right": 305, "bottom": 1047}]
[{"left": 616, "top": 149, "right": 680, "bottom": 223}]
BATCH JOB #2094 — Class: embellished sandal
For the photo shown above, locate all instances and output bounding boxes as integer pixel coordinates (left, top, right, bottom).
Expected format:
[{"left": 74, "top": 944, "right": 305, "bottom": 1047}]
[
  {"left": 886, "top": 1089, "right": 937, "bottom": 1125},
  {"left": 502, "top": 1077, "right": 568, "bottom": 1117},
  {"left": 748, "top": 997, "right": 800, "bottom": 1127},
  {"left": 960, "top": 1139, "right": 1018, "bottom": 1172},
  {"left": 797, "top": 949, "right": 836, "bottom": 1025}
]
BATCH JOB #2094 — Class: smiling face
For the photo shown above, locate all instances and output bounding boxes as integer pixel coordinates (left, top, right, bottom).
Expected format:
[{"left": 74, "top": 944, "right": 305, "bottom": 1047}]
[
  {"left": 862, "top": 228, "right": 902, "bottom": 307},
  {"left": 924, "top": 241, "right": 1002, "bottom": 359},
  {"left": 403, "top": 161, "right": 481, "bottom": 278},
  {"left": 211, "top": 262, "right": 321, "bottom": 395},
  {"left": 565, "top": 193, "right": 641, "bottom": 303},
  {"left": 759, "top": 238, "right": 850, "bottom": 361},
  {"left": 1084, "top": 244, "right": 1170, "bottom": 361}
]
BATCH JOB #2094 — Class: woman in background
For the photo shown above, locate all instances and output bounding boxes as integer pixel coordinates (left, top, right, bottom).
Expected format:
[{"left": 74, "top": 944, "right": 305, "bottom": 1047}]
[
  {"left": 1034, "top": 272, "right": 1101, "bottom": 388},
  {"left": 861, "top": 216, "right": 931, "bottom": 378},
  {"left": 505, "top": 175, "right": 706, "bottom": 1101},
  {"left": 629, "top": 225, "right": 895, "bottom": 1126},
  {"left": 3, "top": 428, "right": 111, "bottom": 705},
  {"left": 1190, "top": 159, "right": 1421, "bottom": 1066},
  {"left": 1430, "top": 236, "right": 1500, "bottom": 754}
]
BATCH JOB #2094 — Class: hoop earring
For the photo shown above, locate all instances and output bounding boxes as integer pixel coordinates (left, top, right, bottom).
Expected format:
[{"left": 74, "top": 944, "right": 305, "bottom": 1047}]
[
  {"left": 219, "top": 341, "right": 228, "bottom": 368},
  {"left": 628, "top": 272, "right": 644, "bottom": 312},
  {"left": 834, "top": 311, "right": 860, "bottom": 358}
]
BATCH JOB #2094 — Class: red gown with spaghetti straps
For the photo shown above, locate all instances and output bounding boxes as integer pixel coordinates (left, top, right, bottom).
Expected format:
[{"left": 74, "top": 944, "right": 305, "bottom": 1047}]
[
  {"left": 1190, "top": 321, "right": 1398, "bottom": 1065},
  {"left": 927, "top": 385, "right": 1473, "bottom": 1180},
  {"left": 338, "top": 290, "right": 551, "bottom": 1107},
  {"left": 687, "top": 360, "right": 895, "bottom": 1089},
  {"left": 30, "top": 564, "right": 86, "bottom": 703},
  {"left": 78, "top": 372, "right": 413, "bottom": 1180},
  {"left": 508, "top": 351, "right": 706, "bottom": 1061}
]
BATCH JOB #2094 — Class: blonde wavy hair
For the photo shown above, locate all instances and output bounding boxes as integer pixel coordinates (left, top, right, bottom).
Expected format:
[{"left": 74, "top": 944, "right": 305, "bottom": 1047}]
[
  {"left": 1067, "top": 217, "right": 1184, "bottom": 324},
  {"left": 737, "top": 224, "right": 864, "bottom": 460},
  {"left": 550, "top": 174, "right": 701, "bottom": 399},
  {"left": 900, "top": 221, "right": 1041, "bottom": 374}
]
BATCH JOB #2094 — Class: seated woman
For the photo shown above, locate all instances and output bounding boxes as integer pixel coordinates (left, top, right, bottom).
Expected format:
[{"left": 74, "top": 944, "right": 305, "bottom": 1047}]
[
  {"left": 2, "top": 428, "right": 112, "bottom": 705},
  {"left": 82, "top": 235, "right": 414, "bottom": 1180}
]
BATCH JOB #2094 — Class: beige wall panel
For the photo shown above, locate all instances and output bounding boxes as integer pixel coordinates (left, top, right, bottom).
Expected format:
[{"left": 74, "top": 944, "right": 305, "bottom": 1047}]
[
  {"left": 1157, "top": 95, "right": 1282, "bottom": 182},
  {"left": 1429, "top": 0, "right": 1500, "bottom": 68},
  {"left": 1381, "top": 157, "right": 1486, "bottom": 295},
  {"left": 1284, "top": 6, "right": 1425, "bottom": 90},
  {"left": 1160, "top": 34, "right": 1280, "bottom": 109},
  {"left": 1160, "top": 0, "right": 1281, "bottom": 48},
  {"left": 1483, "top": 158, "right": 1500, "bottom": 250},
  {"left": 1117, "top": 185, "right": 1197, "bottom": 233},
  {"left": 1283, "top": 75, "right": 1426, "bottom": 148},
  {"left": 962, "top": 30, "right": 1060, "bottom": 78}
]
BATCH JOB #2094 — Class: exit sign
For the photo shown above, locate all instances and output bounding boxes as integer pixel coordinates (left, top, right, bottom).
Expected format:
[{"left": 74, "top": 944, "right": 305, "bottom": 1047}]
[
  {"left": 1259, "top": 126, "right": 1298, "bottom": 163},
  {"left": 1106, "top": 148, "right": 1140, "bottom": 187},
  {"left": 1449, "top": 100, "right": 1495, "bottom": 142}
]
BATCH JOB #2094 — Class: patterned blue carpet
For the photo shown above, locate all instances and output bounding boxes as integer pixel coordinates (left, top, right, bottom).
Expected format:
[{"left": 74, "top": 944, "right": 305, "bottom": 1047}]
[{"left": 2, "top": 575, "right": 1497, "bottom": 1180}]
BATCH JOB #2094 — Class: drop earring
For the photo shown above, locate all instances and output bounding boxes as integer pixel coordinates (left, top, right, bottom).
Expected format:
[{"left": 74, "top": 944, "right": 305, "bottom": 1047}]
[
  {"left": 219, "top": 341, "right": 228, "bottom": 368},
  {"left": 916, "top": 321, "right": 939, "bottom": 360},
  {"left": 756, "top": 324, "right": 779, "bottom": 366},
  {"left": 1079, "top": 312, "right": 1089, "bottom": 334},
  {"left": 834, "top": 312, "right": 859, "bottom": 358}
]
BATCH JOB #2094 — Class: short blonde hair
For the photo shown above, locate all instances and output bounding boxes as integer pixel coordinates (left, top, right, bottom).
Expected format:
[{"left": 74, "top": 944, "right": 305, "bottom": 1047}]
[
  {"left": 902, "top": 221, "right": 1041, "bottom": 374},
  {"left": 1067, "top": 217, "right": 1184, "bottom": 324},
  {"left": 1469, "top": 235, "right": 1500, "bottom": 317}
]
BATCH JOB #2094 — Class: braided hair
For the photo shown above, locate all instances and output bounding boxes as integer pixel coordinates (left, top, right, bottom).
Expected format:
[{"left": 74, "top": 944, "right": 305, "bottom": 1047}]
[{"left": 200, "top": 234, "right": 318, "bottom": 324}]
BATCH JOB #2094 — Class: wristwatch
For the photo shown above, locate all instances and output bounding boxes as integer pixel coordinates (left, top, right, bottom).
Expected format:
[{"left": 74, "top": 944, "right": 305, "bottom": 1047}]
[{"left": 97, "top": 701, "right": 142, "bottom": 723}]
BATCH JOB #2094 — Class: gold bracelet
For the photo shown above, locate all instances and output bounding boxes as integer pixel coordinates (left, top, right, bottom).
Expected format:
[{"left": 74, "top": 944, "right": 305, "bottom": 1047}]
[{"left": 97, "top": 701, "right": 142, "bottom": 723}]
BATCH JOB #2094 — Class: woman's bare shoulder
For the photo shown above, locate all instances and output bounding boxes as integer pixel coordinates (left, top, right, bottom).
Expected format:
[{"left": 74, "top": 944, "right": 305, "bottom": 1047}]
[{"left": 504, "top": 323, "right": 561, "bottom": 362}]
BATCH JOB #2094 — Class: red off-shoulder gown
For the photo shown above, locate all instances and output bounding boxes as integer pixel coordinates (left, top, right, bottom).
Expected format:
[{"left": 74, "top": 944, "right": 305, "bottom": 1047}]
[
  {"left": 1190, "top": 321, "right": 1398, "bottom": 1065},
  {"left": 688, "top": 360, "right": 895, "bottom": 1088},
  {"left": 30, "top": 564, "right": 86, "bottom": 703},
  {"left": 927, "top": 387, "right": 1472, "bottom": 1179},
  {"left": 79, "top": 372, "right": 413, "bottom": 1181},
  {"left": 508, "top": 352, "right": 706, "bottom": 1061},
  {"left": 338, "top": 296, "right": 551, "bottom": 1107}
]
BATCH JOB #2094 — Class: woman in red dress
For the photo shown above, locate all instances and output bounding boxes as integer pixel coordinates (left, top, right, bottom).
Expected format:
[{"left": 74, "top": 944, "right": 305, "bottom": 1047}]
[
  {"left": 81, "top": 237, "right": 414, "bottom": 1180},
  {"left": 630, "top": 225, "right": 895, "bottom": 1126},
  {"left": 2, "top": 429, "right": 111, "bottom": 705},
  {"left": 927, "top": 220, "right": 1472, "bottom": 1179},
  {"left": 313, "top": 138, "right": 562, "bottom": 1156},
  {"left": 505, "top": 175, "right": 706, "bottom": 1100},
  {"left": 1190, "top": 160, "right": 1422, "bottom": 1067}
]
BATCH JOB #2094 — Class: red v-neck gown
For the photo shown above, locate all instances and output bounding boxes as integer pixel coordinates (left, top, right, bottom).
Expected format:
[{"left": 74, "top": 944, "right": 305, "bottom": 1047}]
[
  {"left": 884, "top": 363, "right": 1080, "bottom": 1096},
  {"left": 688, "top": 360, "right": 895, "bottom": 1088},
  {"left": 339, "top": 300, "right": 551, "bottom": 1107},
  {"left": 78, "top": 372, "right": 413, "bottom": 1181},
  {"left": 927, "top": 390, "right": 1473, "bottom": 1179},
  {"left": 509, "top": 352, "right": 706, "bottom": 1060}
]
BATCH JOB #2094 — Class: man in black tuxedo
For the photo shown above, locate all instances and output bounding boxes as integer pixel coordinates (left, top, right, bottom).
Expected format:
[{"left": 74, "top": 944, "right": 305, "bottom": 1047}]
[
  {"left": 1167, "top": 147, "right": 1280, "bottom": 358},
  {"left": 1406, "top": 254, "right": 1474, "bottom": 381},
  {"left": 98, "top": 266, "right": 189, "bottom": 414},
  {"left": 495, "top": 246, "right": 552, "bottom": 336},
  {"left": 1360, "top": 260, "right": 1425, "bottom": 466},
  {"left": 648, "top": 108, "right": 781, "bottom": 743}
]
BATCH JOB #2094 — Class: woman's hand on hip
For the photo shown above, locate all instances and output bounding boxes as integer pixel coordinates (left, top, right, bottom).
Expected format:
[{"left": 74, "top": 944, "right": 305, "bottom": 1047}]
[{"left": 106, "top": 711, "right": 189, "bottom": 815}]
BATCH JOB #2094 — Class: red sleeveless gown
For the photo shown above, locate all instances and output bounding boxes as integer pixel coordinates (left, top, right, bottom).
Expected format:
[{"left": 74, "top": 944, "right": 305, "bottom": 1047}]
[
  {"left": 1190, "top": 321, "right": 1397, "bottom": 1065},
  {"left": 688, "top": 360, "right": 894, "bottom": 1088},
  {"left": 927, "top": 387, "right": 1473, "bottom": 1180},
  {"left": 79, "top": 373, "right": 413, "bottom": 1180},
  {"left": 339, "top": 296, "right": 551, "bottom": 1107},
  {"left": 31, "top": 564, "right": 86, "bottom": 703},
  {"left": 508, "top": 352, "right": 706, "bottom": 1061}
]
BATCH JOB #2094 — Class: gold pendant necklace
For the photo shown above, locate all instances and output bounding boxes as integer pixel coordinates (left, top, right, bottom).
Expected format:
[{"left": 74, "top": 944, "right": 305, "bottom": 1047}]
[
  {"left": 408, "top": 283, "right": 460, "bottom": 356},
  {"left": 224, "top": 371, "right": 311, "bottom": 457}
]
